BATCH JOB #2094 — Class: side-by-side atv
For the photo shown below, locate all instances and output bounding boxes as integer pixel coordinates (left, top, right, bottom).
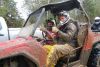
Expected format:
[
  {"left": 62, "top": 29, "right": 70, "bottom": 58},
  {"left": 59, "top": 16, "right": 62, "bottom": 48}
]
[{"left": 0, "top": 0, "right": 100, "bottom": 67}]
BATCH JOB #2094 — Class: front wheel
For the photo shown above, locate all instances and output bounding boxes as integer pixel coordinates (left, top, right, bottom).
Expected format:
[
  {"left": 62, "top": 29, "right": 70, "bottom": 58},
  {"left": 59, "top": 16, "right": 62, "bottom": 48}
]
[{"left": 0, "top": 55, "right": 37, "bottom": 67}]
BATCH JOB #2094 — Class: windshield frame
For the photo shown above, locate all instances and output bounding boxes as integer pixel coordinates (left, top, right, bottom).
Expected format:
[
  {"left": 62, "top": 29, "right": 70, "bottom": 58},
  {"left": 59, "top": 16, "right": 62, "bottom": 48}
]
[{"left": 20, "top": 0, "right": 90, "bottom": 38}]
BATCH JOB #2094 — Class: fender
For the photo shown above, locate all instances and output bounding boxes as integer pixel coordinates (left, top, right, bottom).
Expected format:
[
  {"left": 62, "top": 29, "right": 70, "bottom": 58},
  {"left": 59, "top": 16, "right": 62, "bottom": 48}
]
[
  {"left": 0, "top": 37, "right": 47, "bottom": 67},
  {"left": 93, "top": 32, "right": 100, "bottom": 43},
  {"left": 80, "top": 28, "right": 95, "bottom": 66}
]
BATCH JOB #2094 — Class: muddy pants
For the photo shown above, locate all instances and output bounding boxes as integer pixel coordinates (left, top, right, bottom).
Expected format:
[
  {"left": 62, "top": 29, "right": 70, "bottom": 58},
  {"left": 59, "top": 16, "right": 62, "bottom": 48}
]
[{"left": 46, "top": 44, "right": 74, "bottom": 67}]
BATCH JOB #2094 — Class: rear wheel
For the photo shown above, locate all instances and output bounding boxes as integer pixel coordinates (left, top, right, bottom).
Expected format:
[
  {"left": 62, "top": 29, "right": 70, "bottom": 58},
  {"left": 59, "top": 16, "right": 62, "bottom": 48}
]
[
  {"left": 96, "top": 53, "right": 100, "bottom": 67},
  {"left": 87, "top": 42, "right": 100, "bottom": 67}
]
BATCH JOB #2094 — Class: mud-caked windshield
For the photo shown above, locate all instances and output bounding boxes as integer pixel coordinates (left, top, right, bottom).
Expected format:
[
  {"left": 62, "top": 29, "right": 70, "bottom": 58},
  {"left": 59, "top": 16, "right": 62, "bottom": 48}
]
[{"left": 18, "top": 8, "right": 46, "bottom": 38}]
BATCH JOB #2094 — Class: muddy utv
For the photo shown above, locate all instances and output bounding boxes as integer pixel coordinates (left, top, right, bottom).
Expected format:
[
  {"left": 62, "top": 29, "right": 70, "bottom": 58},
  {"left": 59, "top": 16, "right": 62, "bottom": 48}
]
[{"left": 0, "top": 0, "right": 100, "bottom": 67}]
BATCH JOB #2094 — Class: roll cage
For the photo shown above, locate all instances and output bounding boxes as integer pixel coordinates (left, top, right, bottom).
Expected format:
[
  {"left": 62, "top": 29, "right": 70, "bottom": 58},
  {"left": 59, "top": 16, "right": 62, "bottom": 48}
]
[{"left": 19, "top": 0, "right": 90, "bottom": 38}]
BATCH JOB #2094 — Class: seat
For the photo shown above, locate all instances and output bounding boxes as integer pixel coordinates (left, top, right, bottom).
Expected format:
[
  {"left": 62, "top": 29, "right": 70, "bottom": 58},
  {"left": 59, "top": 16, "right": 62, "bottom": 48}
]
[{"left": 55, "top": 23, "right": 88, "bottom": 67}]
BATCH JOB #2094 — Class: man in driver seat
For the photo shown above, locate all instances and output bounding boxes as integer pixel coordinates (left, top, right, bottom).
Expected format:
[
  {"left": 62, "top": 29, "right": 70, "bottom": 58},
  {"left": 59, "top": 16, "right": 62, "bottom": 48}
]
[{"left": 46, "top": 10, "right": 78, "bottom": 67}]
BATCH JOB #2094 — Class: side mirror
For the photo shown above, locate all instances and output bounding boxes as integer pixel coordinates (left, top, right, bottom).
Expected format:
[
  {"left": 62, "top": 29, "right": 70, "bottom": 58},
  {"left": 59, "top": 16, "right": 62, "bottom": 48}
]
[{"left": 0, "top": 33, "right": 4, "bottom": 36}]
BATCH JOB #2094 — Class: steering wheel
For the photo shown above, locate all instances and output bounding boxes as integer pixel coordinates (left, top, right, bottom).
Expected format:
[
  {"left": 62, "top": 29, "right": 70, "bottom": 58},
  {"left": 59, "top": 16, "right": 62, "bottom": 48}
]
[{"left": 42, "top": 29, "right": 56, "bottom": 44}]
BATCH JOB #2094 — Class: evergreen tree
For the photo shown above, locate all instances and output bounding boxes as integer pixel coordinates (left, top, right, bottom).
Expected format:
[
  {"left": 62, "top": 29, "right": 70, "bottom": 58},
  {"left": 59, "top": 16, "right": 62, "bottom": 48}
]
[
  {"left": 83, "top": 0, "right": 96, "bottom": 21},
  {"left": 0, "top": 0, "right": 23, "bottom": 27}
]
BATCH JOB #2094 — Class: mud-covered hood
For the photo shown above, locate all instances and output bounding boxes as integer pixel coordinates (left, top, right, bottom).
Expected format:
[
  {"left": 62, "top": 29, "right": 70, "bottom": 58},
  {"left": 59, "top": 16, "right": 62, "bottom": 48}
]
[{"left": 0, "top": 37, "right": 47, "bottom": 67}]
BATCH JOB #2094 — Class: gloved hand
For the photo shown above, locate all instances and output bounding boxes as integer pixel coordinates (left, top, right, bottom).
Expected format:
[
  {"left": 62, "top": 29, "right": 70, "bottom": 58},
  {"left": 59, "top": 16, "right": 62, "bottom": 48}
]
[{"left": 52, "top": 26, "right": 59, "bottom": 33}]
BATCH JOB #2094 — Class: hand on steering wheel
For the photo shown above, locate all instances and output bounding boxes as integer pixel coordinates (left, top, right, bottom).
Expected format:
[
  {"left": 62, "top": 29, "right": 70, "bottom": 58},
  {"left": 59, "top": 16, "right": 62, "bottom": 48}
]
[{"left": 41, "top": 28, "right": 57, "bottom": 44}]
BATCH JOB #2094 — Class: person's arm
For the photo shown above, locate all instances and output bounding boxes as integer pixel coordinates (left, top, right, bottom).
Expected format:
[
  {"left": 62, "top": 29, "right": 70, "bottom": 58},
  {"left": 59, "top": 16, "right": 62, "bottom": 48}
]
[{"left": 57, "top": 23, "right": 77, "bottom": 41}]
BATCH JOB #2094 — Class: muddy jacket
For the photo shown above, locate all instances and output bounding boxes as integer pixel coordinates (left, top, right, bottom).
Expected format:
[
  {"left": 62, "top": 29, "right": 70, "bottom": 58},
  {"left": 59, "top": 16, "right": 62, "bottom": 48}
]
[{"left": 56, "top": 19, "right": 77, "bottom": 46}]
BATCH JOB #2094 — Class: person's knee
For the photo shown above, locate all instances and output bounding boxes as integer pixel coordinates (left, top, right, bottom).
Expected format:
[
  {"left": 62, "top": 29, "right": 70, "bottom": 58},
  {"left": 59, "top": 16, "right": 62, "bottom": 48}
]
[
  {"left": 53, "top": 45, "right": 60, "bottom": 51},
  {"left": 49, "top": 45, "right": 58, "bottom": 56}
]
